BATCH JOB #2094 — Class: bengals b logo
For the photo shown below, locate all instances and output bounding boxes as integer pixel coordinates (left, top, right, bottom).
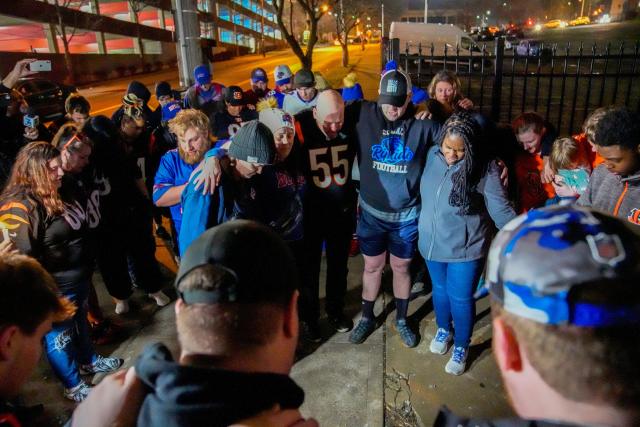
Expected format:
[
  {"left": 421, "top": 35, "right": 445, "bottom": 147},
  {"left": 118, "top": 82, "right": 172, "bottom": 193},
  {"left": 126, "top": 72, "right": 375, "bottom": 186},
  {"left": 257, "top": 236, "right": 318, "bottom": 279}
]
[{"left": 628, "top": 208, "right": 640, "bottom": 225}]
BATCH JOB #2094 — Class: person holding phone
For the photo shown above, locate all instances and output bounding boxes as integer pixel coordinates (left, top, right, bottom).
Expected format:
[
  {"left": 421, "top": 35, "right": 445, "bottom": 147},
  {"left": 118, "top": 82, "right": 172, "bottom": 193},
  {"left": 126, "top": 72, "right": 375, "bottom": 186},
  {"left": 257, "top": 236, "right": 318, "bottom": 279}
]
[{"left": 0, "top": 59, "right": 38, "bottom": 93}]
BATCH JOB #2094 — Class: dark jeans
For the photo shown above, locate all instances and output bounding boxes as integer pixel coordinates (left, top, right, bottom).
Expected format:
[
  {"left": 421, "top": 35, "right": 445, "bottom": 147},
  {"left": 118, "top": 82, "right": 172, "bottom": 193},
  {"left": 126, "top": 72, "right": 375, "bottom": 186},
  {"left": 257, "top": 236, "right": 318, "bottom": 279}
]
[
  {"left": 426, "top": 259, "right": 485, "bottom": 348},
  {"left": 300, "top": 203, "right": 355, "bottom": 323},
  {"left": 97, "top": 205, "right": 163, "bottom": 300}
]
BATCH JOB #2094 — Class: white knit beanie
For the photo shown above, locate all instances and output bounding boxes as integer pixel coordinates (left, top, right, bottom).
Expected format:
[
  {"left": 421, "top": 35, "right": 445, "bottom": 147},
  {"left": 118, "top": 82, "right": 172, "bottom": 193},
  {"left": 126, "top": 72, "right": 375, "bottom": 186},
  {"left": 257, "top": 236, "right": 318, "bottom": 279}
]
[{"left": 259, "top": 108, "right": 295, "bottom": 134}]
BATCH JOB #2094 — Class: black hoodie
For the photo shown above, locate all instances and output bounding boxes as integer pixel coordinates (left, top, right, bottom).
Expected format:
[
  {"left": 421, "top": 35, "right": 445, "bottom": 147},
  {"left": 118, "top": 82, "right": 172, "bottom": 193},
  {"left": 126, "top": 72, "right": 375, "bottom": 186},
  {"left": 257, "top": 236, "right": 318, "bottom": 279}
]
[
  {"left": 135, "top": 343, "right": 305, "bottom": 427},
  {"left": 354, "top": 100, "right": 441, "bottom": 221}
]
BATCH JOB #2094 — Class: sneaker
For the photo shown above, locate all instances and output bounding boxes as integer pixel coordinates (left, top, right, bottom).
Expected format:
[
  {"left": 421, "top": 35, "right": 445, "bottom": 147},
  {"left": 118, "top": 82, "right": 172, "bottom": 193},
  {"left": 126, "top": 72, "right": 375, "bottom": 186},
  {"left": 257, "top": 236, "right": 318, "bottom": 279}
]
[
  {"left": 114, "top": 299, "right": 129, "bottom": 315},
  {"left": 300, "top": 321, "right": 322, "bottom": 343},
  {"left": 63, "top": 381, "right": 91, "bottom": 402},
  {"left": 445, "top": 346, "right": 468, "bottom": 376},
  {"left": 327, "top": 312, "right": 353, "bottom": 333},
  {"left": 429, "top": 328, "right": 452, "bottom": 355},
  {"left": 80, "top": 355, "right": 124, "bottom": 375},
  {"left": 349, "top": 317, "right": 376, "bottom": 344},
  {"left": 395, "top": 319, "right": 418, "bottom": 348},
  {"left": 149, "top": 291, "right": 170, "bottom": 307}
]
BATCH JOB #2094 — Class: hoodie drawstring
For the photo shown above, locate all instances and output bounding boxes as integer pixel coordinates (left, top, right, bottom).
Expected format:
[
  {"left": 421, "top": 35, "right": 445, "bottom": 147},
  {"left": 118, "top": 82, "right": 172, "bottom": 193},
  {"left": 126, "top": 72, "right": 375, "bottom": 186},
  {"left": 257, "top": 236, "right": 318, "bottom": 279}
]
[{"left": 613, "top": 182, "right": 629, "bottom": 216}]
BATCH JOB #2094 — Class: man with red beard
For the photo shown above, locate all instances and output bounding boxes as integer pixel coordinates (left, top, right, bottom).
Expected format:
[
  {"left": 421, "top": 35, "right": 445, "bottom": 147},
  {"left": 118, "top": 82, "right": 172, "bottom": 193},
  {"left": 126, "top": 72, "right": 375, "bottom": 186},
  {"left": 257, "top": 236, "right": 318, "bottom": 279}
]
[{"left": 153, "top": 109, "right": 213, "bottom": 249}]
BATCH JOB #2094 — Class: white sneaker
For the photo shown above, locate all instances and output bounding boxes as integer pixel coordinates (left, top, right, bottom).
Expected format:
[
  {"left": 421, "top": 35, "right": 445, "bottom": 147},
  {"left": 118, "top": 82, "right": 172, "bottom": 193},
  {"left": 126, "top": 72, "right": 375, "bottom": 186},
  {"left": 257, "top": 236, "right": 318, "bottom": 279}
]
[
  {"left": 149, "top": 291, "right": 170, "bottom": 307},
  {"left": 429, "top": 328, "right": 451, "bottom": 355},
  {"left": 114, "top": 299, "right": 129, "bottom": 315},
  {"left": 445, "top": 346, "right": 468, "bottom": 376},
  {"left": 63, "top": 381, "right": 91, "bottom": 402}
]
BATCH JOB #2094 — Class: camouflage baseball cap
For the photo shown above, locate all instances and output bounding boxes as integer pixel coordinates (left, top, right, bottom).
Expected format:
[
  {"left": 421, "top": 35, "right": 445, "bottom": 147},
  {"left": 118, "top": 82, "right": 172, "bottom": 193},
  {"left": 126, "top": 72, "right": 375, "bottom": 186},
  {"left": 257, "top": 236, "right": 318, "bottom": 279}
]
[{"left": 485, "top": 205, "right": 640, "bottom": 326}]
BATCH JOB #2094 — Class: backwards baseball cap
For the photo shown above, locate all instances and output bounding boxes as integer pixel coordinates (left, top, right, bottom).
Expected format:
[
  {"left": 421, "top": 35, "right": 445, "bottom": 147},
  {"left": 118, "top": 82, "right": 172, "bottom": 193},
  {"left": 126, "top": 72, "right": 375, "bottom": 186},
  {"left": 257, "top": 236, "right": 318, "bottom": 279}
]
[
  {"left": 228, "top": 120, "right": 276, "bottom": 165},
  {"left": 378, "top": 69, "right": 411, "bottom": 107},
  {"left": 274, "top": 65, "right": 293, "bottom": 86},
  {"left": 485, "top": 205, "right": 640, "bottom": 327},
  {"left": 293, "top": 69, "right": 315, "bottom": 89},
  {"left": 251, "top": 67, "right": 268, "bottom": 83},
  {"left": 175, "top": 220, "right": 298, "bottom": 305},
  {"left": 224, "top": 85, "right": 245, "bottom": 106},
  {"left": 194, "top": 64, "right": 212, "bottom": 86},
  {"left": 161, "top": 101, "right": 182, "bottom": 122},
  {"left": 259, "top": 108, "right": 294, "bottom": 135}
]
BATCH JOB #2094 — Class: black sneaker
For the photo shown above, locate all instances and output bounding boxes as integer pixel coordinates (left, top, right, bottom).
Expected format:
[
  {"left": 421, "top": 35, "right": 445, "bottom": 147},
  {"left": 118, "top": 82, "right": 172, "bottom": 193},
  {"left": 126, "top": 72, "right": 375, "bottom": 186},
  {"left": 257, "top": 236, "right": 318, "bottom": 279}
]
[
  {"left": 327, "top": 312, "right": 354, "bottom": 333},
  {"left": 301, "top": 321, "right": 322, "bottom": 343},
  {"left": 349, "top": 317, "right": 376, "bottom": 344},
  {"left": 395, "top": 319, "right": 418, "bottom": 348}
]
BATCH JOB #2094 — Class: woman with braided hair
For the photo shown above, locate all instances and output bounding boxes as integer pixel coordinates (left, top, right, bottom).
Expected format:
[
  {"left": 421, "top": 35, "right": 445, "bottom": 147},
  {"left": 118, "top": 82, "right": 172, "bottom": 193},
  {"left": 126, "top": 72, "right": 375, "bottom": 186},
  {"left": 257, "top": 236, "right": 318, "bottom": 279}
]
[{"left": 418, "top": 110, "right": 516, "bottom": 375}]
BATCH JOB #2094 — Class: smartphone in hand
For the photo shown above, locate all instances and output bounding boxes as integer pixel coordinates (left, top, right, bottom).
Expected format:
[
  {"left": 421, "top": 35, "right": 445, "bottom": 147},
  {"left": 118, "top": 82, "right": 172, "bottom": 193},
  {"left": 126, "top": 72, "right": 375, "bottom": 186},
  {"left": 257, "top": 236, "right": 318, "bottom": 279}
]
[{"left": 28, "top": 60, "right": 52, "bottom": 72}]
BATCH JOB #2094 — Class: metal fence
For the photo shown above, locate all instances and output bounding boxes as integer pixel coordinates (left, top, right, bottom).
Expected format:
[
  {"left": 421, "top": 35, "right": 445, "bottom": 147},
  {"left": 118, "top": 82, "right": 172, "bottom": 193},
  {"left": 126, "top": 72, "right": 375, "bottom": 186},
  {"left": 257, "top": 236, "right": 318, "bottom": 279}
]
[{"left": 382, "top": 37, "right": 640, "bottom": 135}]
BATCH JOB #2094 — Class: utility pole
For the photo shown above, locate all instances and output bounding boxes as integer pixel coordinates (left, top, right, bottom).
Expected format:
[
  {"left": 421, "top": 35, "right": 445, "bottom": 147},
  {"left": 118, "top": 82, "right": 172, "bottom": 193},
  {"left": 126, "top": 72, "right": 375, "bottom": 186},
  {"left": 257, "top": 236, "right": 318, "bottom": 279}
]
[
  {"left": 175, "top": 0, "right": 203, "bottom": 87},
  {"left": 580, "top": 0, "right": 585, "bottom": 17},
  {"left": 261, "top": 0, "right": 266, "bottom": 56},
  {"left": 381, "top": 2, "right": 385, "bottom": 37},
  {"left": 423, "top": 0, "right": 428, "bottom": 23}
]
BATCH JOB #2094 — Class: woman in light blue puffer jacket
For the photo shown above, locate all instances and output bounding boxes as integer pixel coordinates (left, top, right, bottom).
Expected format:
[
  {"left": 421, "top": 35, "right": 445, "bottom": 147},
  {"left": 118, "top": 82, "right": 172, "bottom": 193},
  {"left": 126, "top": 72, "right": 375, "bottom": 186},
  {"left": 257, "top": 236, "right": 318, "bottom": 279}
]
[{"left": 418, "top": 111, "right": 516, "bottom": 376}]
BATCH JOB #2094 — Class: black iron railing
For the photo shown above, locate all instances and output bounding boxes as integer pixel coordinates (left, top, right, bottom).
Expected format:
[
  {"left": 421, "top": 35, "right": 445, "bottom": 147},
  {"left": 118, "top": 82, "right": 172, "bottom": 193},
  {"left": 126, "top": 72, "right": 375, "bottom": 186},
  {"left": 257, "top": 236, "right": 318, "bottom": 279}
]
[{"left": 381, "top": 37, "right": 640, "bottom": 135}]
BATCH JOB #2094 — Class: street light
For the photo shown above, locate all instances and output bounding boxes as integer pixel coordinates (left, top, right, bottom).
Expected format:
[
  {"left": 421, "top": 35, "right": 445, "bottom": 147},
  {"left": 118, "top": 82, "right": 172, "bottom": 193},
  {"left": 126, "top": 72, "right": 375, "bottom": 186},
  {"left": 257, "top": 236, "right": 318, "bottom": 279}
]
[{"left": 486, "top": 10, "right": 491, "bottom": 15}]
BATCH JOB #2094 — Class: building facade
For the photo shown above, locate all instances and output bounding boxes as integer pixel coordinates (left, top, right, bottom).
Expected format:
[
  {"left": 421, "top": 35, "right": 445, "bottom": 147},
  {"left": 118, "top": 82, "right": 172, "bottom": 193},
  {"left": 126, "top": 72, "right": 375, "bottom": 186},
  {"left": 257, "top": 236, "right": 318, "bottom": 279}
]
[{"left": 0, "top": 0, "right": 284, "bottom": 82}]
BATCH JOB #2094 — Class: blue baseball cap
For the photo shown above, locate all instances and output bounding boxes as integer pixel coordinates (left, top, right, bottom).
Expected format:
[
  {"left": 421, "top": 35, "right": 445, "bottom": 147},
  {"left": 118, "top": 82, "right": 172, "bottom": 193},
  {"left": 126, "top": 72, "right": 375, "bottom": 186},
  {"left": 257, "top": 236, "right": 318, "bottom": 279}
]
[
  {"left": 251, "top": 67, "right": 268, "bottom": 83},
  {"left": 485, "top": 205, "right": 640, "bottom": 327},
  {"left": 162, "top": 101, "right": 182, "bottom": 122},
  {"left": 194, "top": 65, "right": 211, "bottom": 86}
]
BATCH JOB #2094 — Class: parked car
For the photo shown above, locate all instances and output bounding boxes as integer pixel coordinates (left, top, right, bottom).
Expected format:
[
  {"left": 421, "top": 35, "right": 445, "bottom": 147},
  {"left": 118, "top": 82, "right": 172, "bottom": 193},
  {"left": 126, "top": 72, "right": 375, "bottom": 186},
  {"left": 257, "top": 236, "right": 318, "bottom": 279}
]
[
  {"left": 506, "top": 27, "right": 525, "bottom": 38},
  {"left": 569, "top": 16, "right": 591, "bottom": 26},
  {"left": 544, "top": 19, "right": 568, "bottom": 29},
  {"left": 15, "top": 78, "right": 77, "bottom": 120},
  {"left": 476, "top": 27, "right": 494, "bottom": 41},
  {"left": 515, "top": 39, "right": 552, "bottom": 58}
]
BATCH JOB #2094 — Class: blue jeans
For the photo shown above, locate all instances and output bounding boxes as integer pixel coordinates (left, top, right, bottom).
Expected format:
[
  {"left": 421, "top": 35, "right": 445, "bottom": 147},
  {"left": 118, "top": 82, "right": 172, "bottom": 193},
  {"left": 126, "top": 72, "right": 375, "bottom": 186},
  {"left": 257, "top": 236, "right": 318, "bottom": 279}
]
[
  {"left": 43, "top": 281, "right": 97, "bottom": 388},
  {"left": 426, "top": 259, "right": 484, "bottom": 348}
]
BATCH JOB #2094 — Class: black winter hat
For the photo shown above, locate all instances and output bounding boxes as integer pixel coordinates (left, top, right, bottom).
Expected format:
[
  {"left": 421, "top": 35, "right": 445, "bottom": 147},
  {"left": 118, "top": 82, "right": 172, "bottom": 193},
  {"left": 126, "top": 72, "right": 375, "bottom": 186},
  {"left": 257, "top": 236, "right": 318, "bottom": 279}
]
[
  {"left": 228, "top": 120, "right": 276, "bottom": 165},
  {"left": 155, "top": 81, "right": 172, "bottom": 98},
  {"left": 126, "top": 80, "right": 151, "bottom": 105}
]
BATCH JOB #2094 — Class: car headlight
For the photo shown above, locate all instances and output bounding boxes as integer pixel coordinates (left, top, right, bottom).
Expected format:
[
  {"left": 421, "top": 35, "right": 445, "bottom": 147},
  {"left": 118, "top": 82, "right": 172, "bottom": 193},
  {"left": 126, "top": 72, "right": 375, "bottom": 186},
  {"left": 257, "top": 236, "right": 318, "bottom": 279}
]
[{"left": 534, "top": 24, "right": 542, "bottom": 31}]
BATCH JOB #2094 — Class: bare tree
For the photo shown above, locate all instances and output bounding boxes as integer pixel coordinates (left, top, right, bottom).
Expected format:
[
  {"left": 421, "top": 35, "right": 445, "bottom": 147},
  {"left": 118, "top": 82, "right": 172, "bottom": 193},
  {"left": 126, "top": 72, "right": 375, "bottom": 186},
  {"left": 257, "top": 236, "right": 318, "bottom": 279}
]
[
  {"left": 272, "top": 0, "right": 329, "bottom": 69},
  {"left": 126, "top": 0, "right": 163, "bottom": 55},
  {"left": 333, "top": 0, "right": 376, "bottom": 67},
  {"left": 49, "top": 0, "right": 90, "bottom": 84}
]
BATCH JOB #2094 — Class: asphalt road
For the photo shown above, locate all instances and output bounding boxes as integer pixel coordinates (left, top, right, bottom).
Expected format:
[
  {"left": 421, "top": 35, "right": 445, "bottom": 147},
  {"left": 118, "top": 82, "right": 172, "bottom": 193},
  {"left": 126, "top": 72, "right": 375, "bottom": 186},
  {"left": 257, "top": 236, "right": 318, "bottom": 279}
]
[
  {"left": 524, "top": 20, "right": 640, "bottom": 47},
  {"left": 81, "top": 45, "right": 354, "bottom": 118}
]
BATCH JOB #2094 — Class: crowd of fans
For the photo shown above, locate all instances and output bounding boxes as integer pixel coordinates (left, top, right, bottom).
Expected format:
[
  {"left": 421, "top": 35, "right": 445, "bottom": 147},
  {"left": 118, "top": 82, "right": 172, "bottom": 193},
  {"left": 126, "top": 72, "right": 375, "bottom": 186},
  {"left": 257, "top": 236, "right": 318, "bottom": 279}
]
[{"left": 0, "top": 55, "right": 639, "bottom": 426}]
